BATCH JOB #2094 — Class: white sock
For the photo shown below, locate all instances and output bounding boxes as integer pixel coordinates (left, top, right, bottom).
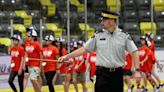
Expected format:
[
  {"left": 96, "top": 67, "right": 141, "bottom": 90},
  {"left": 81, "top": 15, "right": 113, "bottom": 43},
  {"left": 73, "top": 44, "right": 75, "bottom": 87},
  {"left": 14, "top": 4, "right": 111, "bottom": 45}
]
[{"left": 127, "top": 89, "right": 131, "bottom": 92}]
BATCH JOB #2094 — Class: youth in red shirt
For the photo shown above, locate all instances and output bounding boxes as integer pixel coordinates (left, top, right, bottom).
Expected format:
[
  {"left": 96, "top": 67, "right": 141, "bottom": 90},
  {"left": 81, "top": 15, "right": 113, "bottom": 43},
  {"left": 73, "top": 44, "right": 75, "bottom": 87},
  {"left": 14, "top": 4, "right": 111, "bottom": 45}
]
[
  {"left": 73, "top": 41, "right": 88, "bottom": 92},
  {"left": 139, "top": 45, "right": 151, "bottom": 73},
  {"left": 149, "top": 41, "right": 155, "bottom": 55},
  {"left": 65, "top": 45, "right": 77, "bottom": 92},
  {"left": 10, "top": 45, "right": 25, "bottom": 71},
  {"left": 59, "top": 48, "right": 67, "bottom": 74},
  {"left": 25, "top": 41, "right": 42, "bottom": 67},
  {"left": 74, "top": 53, "right": 87, "bottom": 72},
  {"left": 9, "top": 35, "right": 25, "bottom": 92},
  {"left": 123, "top": 52, "right": 132, "bottom": 70},
  {"left": 137, "top": 36, "right": 158, "bottom": 91},
  {"left": 25, "top": 29, "right": 42, "bottom": 92},
  {"left": 123, "top": 52, "right": 134, "bottom": 91},
  {"left": 43, "top": 35, "right": 59, "bottom": 92},
  {"left": 42, "top": 45, "right": 59, "bottom": 72},
  {"left": 88, "top": 52, "right": 96, "bottom": 77}
]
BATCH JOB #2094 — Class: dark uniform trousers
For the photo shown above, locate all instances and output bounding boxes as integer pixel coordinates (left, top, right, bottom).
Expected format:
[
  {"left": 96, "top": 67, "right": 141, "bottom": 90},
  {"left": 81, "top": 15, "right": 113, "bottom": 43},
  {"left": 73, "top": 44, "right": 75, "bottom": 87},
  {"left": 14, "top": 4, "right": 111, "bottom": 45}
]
[{"left": 95, "top": 66, "right": 123, "bottom": 92}]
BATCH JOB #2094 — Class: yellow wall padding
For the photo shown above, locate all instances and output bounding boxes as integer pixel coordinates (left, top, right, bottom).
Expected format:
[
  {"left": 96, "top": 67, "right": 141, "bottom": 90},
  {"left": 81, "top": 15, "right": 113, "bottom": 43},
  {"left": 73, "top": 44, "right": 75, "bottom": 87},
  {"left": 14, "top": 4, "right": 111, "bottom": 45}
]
[
  {"left": 40, "top": 0, "right": 51, "bottom": 6},
  {"left": 153, "top": 0, "right": 164, "bottom": 11},
  {"left": 15, "top": 11, "right": 32, "bottom": 26},
  {"left": 140, "top": 22, "right": 157, "bottom": 35},
  {"left": 70, "top": 0, "right": 80, "bottom": 6},
  {"left": 47, "top": 4, "right": 56, "bottom": 16},
  {"left": 0, "top": 38, "right": 11, "bottom": 46},
  {"left": 106, "top": 0, "right": 121, "bottom": 12}
]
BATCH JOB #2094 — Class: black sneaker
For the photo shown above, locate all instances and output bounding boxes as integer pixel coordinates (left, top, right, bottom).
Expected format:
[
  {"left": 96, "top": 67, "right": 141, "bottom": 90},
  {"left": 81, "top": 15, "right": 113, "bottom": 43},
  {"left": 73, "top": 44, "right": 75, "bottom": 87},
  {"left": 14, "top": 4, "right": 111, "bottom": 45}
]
[
  {"left": 141, "top": 86, "right": 148, "bottom": 92},
  {"left": 157, "top": 86, "right": 160, "bottom": 89},
  {"left": 159, "top": 83, "right": 164, "bottom": 88}
]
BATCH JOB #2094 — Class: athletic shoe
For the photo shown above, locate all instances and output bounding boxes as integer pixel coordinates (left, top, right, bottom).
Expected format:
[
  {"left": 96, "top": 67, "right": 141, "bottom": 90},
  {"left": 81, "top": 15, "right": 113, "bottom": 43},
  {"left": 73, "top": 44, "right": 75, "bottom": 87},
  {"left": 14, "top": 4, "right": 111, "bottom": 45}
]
[
  {"left": 155, "top": 88, "right": 160, "bottom": 92},
  {"left": 141, "top": 86, "right": 148, "bottom": 92},
  {"left": 153, "top": 86, "right": 160, "bottom": 92},
  {"left": 159, "top": 83, "right": 164, "bottom": 88}
]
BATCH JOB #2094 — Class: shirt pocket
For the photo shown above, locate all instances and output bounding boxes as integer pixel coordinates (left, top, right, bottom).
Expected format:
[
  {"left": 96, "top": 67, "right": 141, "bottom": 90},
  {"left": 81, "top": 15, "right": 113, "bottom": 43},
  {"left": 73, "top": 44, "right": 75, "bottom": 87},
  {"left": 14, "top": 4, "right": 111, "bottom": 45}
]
[
  {"left": 114, "top": 37, "right": 125, "bottom": 48},
  {"left": 97, "top": 40, "right": 107, "bottom": 48}
]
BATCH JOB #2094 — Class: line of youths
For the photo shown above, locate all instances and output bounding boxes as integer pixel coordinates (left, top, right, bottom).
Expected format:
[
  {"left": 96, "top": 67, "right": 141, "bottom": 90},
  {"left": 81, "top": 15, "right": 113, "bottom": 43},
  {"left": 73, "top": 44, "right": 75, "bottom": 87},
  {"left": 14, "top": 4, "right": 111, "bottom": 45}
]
[
  {"left": 123, "top": 34, "right": 164, "bottom": 92},
  {"left": 8, "top": 27, "right": 96, "bottom": 92},
  {"left": 8, "top": 27, "right": 164, "bottom": 92}
]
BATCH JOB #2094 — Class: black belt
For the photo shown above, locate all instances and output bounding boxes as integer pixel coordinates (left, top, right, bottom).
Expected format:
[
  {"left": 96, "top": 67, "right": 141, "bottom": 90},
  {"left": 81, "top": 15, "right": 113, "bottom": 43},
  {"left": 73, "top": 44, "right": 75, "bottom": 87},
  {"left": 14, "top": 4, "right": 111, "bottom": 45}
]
[{"left": 96, "top": 66, "right": 122, "bottom": 72}]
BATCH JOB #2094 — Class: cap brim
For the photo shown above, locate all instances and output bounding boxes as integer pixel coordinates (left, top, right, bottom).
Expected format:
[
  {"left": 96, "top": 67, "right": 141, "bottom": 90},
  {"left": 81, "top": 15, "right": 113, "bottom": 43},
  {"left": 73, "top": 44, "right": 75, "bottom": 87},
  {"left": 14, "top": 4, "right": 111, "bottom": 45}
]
[{"left": 44, "top": 39, "right": 53, "bottom": 41}]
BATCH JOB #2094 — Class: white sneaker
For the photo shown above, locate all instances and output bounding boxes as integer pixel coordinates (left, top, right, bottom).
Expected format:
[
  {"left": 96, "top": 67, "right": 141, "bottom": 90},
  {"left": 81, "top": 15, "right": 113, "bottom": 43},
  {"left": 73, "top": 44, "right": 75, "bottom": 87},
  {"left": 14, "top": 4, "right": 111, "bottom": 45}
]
[{"left": 155, "top": 88, "right": 160, "bottom": 92}]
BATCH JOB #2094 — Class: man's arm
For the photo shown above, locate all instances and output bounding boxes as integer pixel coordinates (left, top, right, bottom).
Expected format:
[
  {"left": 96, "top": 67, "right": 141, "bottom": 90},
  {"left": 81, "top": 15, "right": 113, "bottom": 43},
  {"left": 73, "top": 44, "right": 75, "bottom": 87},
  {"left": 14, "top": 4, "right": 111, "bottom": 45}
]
[
  {"left": 59, "top": 35, "right": 96, "bottom": 62},
  {"left": 63, "top": 47, "right": 87, "bottom": 61},
  {"left": 131, "top": 51, "right": 140, "bottom": 70}
]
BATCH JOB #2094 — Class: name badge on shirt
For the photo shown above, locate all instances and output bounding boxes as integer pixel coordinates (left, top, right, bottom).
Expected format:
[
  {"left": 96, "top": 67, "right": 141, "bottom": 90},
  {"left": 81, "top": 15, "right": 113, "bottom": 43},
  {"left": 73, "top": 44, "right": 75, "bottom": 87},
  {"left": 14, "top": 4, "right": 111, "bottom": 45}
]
[{"left": 100, "top": 38, "right": 106, "bottom": 40}]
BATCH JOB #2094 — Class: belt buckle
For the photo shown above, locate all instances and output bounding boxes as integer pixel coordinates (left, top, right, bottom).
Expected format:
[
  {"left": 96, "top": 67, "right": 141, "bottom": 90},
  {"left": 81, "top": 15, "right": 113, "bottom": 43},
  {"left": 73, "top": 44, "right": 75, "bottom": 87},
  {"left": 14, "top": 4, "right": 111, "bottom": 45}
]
[{"left": 109, "top": 68, "right": 116, "bottom": 72}]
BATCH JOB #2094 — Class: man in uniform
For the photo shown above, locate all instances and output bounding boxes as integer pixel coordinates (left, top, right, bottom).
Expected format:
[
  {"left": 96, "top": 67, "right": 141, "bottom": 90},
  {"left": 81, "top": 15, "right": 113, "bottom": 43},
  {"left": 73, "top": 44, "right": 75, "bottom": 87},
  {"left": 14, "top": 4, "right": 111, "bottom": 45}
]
[{"left": 59, "top": 10, "right": 141, "bottom": 92}]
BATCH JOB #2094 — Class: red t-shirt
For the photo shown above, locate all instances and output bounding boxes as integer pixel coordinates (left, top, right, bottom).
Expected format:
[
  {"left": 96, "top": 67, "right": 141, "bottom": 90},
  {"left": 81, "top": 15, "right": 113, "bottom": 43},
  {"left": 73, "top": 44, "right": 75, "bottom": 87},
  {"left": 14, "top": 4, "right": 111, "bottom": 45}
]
[
  {"left": 123, "top": 52, "right": 132, "bottom": 70},
  {"left": 25, "top": 41, "right": 42, "bottom": 67},
  {"left": 88, "top": 52, "right": 96, "bottom": 77},
  {"left": 42, "top": 45, "right": 59, "bottom": 72},
  {"left": 147, "top": 49, "right": 156, "bottom": 72},
  {"left": 149, "top": 41, "right": 155, "bottom": 55},
  {"left": 24, "top": 39, "right": 40, "bottom": 66},
  {"left": 60, "top": 48, "right": 67, "bottom": 73},
  {"left": 24, "top": 39, "right": 30, "bottom": 65},
  {"left": 67, "top": 58, "right": 75, "bottom": 74},
  {"left": 139, "top": 45, "right": 151, "bottom": 72},
  {"left": 24, "top": 38, "right": 29, "bottom": 47},
  {"left": 74, "top": 53, "right": 87, "bottom": 72},
  {"left": 10, "top": 45, "right": 25, "bottom": 71}
]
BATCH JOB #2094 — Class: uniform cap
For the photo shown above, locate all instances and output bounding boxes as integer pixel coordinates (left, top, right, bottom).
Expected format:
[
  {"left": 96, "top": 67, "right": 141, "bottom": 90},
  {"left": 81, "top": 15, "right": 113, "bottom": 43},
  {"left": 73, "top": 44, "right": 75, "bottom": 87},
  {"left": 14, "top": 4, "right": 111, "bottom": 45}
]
[{"left": 101, "top": 10, "right": 119, "bottom": 20}]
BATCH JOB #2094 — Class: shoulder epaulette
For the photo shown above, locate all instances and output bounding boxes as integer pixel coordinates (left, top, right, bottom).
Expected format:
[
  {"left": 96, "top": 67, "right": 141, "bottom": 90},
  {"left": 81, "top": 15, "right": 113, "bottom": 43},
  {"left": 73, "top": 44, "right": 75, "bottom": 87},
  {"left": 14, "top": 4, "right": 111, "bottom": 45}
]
[{"left": 95, "top": 30, "right": 104, "bottom": 34}]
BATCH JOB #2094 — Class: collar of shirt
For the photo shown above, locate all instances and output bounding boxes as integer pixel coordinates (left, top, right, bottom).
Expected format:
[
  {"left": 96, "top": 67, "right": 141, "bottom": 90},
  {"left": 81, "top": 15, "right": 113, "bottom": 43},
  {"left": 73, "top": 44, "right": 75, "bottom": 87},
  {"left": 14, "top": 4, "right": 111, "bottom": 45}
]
[{"left": 102, "top": 27, "right": 120, "bottom": 36}]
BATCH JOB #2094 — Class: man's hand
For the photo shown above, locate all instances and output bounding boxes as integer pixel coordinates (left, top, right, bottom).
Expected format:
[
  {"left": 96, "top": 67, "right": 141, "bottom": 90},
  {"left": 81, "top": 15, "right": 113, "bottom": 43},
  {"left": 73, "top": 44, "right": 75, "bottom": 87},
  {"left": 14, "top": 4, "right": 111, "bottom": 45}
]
[{"left": 58, "top": 56, "right": 67, "bottom": 63}]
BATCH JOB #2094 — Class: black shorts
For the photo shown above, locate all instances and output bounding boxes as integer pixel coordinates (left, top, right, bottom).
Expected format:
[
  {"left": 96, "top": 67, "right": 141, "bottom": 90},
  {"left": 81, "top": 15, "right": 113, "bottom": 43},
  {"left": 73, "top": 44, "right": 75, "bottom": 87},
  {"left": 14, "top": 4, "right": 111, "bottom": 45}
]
[
  {"left": 25, "top": 65, "right": 29, "bottom": 73},
  {"left": 123, "top": 69, "right": 132, "bottom": 76}
]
